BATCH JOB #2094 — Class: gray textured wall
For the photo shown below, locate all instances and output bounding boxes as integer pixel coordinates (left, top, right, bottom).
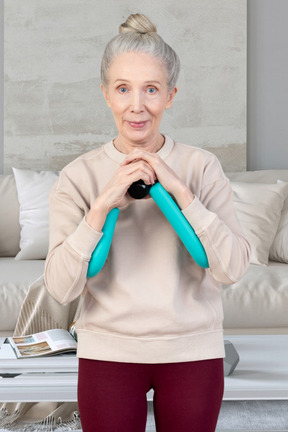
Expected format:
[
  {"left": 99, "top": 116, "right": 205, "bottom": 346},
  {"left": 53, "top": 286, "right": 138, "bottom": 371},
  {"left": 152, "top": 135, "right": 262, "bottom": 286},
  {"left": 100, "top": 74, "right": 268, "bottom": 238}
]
[
  {"left": 0, "top": 0, "right": 3, "bottom": 173},
  {"left": 247, "top": 0, "right": 288, "bottom": 170},
  {"left": 4, "top": 0, "right": 247, "bottom": 174}
]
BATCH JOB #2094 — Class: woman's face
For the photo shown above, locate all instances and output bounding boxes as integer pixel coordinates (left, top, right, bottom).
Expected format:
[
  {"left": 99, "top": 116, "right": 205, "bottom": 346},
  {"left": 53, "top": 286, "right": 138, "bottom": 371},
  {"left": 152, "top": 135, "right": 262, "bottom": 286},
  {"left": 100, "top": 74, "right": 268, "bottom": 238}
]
[{"left": 101, "top": 51, "right": 177, "bottom": 152}]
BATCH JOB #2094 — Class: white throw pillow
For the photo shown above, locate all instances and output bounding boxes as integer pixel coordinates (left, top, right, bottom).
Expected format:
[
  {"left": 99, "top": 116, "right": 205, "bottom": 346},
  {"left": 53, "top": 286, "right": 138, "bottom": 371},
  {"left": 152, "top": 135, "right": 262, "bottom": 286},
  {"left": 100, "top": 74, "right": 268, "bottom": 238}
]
[
  {"left": 269, "top": 180, "right": 288, "bottom": 263},
  {"left": 231, "top": 181, "right": 288, "bottom": 266},
  {"left": 13, "top": 168, "right": 59, "bottom": 260}
]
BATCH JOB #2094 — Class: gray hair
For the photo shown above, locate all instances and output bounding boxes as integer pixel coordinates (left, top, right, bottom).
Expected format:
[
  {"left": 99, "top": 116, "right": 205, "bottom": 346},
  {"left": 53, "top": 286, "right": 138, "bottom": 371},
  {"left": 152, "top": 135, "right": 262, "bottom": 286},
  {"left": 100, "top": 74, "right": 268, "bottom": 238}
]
[{"left": 101, "top": 13, "right": 180, "bottom": 91}]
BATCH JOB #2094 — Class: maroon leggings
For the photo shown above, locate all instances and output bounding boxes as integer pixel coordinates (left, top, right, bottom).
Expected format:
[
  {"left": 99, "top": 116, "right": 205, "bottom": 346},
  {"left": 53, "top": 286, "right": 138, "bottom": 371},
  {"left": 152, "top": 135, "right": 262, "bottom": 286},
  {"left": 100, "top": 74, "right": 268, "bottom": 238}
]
[{"left": 78, "top": 357, "right": 224, "bottom": 432}]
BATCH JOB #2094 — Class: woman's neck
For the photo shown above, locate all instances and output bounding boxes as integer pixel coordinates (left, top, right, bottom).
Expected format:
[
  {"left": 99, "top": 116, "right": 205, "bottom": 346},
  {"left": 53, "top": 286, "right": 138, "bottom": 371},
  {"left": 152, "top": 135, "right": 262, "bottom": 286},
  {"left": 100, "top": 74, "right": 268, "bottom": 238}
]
[{"left": 113, "top": 134, "right": 165, "bottom": 154}]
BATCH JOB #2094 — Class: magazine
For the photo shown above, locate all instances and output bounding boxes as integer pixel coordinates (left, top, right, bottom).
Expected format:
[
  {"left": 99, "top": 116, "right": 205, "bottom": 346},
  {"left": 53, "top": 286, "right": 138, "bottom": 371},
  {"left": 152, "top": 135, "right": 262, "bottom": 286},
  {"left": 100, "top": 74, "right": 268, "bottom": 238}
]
[{"left": 8, "top": 328, "right": 77, "bottom": 358}]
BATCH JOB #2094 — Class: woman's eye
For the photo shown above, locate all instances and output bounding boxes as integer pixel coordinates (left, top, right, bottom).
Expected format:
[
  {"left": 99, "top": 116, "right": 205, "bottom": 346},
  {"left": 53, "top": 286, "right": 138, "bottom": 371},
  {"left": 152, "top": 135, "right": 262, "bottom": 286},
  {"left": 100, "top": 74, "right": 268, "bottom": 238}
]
[
  {"left": 147, "top": 87, "right": 157, "bottom": 94},
  {"left": 119, "top": 87, "right": 128, "bottom": 93}
]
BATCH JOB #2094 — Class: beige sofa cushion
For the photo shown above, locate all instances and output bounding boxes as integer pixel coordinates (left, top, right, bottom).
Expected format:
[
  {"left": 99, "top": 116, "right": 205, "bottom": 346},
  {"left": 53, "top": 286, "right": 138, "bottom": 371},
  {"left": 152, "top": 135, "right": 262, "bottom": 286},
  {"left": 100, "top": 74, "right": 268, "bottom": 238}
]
[
  {"left": 226, "top": 170, "right": 288, "bottom": 265},
  {"left": 0, "top": 175, "right": 21, "bottom": 256},
  {"left": 222, "top": 262, "right": 288, "bottom": 329},
  {"left": 269, "top": 180, "right": 288, "bottom": 263},
  {"left": 231, "top": 181, "right": 288, "bottom": 265},
  {"left": 12, "top": 168, "right": 59, "bottom": 260},
  {"left": 226, "top": 169, "right": 288, "bottom": 184}
]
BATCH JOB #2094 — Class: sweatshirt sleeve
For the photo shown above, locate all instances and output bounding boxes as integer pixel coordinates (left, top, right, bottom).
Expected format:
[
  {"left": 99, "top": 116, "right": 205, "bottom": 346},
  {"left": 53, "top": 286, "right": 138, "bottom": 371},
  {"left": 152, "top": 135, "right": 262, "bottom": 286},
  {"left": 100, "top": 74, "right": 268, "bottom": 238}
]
[
  {"left": 182, "top": 157, "right": 251, "bottom": 285},
  {"left": 44, "top": 173, "right": 103, "bottom": 304}
]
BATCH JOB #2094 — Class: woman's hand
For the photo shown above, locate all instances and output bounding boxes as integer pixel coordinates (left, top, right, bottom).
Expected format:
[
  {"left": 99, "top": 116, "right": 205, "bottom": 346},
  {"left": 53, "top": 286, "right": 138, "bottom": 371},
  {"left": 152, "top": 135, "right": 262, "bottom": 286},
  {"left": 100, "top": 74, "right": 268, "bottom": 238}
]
[
  {"left": 86, "top": 159, "right": 156, "bottom": 231},
  {"left": 122, "top": 150, "right": 194, "bottom": 210}
]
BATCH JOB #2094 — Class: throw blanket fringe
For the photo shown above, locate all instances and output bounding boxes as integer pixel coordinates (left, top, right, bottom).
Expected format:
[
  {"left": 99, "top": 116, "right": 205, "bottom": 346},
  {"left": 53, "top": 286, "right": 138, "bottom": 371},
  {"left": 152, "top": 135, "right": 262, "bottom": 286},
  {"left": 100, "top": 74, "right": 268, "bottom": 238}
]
[
  {"left": 0, "top": 407, "right": 81, "bottom": 431},
  {"left": 0, "top": 407, "right": 22, "bottom": 428}
]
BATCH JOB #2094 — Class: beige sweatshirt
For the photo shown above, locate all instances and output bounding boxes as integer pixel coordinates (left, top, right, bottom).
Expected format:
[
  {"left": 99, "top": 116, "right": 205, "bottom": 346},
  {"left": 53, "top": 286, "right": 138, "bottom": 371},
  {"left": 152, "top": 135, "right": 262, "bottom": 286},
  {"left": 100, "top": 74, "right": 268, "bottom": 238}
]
[{"left": 44, "top": 136, "right": 250, "bottom": 363}]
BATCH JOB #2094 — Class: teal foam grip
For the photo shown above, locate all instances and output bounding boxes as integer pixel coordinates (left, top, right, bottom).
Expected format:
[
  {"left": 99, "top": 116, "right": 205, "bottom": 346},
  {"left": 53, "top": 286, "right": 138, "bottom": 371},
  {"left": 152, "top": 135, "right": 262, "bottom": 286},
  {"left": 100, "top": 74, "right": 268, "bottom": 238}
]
[
  {"left": 149, "top": 183, "right": 209, "bottom": 268},
  {"left": 87, "top": 183, "right": 209, "bottom": 278},
  {"left": 87, "top": 207, "right": 120, "bottom": 278}
]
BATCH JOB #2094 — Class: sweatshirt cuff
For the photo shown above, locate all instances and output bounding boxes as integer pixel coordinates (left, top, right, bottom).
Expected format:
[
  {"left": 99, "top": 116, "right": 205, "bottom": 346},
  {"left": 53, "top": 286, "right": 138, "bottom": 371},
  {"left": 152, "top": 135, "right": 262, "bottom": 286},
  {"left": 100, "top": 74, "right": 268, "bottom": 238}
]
[
  {"left": 182, "top": 195, "right": 217, "bottom": 235},
  {"left": 67, "top": 217, "right": 103, "bottom": 259}
]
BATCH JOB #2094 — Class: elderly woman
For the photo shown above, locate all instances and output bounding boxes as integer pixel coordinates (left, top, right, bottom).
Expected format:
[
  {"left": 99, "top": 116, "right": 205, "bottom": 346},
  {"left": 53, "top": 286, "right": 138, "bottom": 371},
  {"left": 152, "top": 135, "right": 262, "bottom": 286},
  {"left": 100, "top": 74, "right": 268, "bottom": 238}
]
[{"left": 44, "top": 13, "right": 250, "bottom": 432}]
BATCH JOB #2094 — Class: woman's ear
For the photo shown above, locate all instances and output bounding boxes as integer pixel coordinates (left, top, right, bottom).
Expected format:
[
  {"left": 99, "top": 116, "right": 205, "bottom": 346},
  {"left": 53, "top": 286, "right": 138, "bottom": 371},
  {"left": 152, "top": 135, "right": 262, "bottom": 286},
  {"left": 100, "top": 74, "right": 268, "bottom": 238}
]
[
  {"left": 165, "top": 87, "right": 178, "bottom": 109},
  {"left": 101, "top": 83, "right": 111, "bottom": 108}
]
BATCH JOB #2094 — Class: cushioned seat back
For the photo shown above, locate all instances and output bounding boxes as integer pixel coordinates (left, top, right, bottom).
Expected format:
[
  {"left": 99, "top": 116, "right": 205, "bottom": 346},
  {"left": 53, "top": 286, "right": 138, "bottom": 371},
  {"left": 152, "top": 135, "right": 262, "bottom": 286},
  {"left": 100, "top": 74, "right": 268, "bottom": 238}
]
[
  {"left": 226, "top": 169, "right": 288, "bottom": 183},
  {"left": 0, "top": 175, "right": 21, "bottom": 257}
]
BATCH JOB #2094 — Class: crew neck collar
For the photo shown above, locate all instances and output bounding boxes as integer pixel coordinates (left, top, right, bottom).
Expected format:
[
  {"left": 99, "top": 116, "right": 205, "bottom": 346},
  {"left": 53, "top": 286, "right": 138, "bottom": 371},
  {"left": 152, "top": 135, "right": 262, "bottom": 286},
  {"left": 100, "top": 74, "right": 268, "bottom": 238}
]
[{"left": 104, "top": 135, "right": 174, "bottom": 164}]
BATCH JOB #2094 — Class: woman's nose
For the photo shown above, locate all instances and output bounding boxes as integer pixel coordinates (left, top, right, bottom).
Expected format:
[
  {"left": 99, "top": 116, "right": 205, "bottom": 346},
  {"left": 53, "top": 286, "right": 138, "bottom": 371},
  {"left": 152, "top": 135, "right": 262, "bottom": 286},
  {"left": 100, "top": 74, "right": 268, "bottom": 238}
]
[{"left": 130, "top": 90, "right": 144, "bottom": 112}]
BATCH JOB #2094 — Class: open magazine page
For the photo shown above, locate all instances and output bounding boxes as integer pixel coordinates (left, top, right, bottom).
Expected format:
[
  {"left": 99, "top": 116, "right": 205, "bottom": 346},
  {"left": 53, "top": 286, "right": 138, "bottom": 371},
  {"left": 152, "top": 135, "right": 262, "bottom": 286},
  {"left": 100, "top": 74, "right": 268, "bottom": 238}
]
[{"left": 8, "top": 328, "right": 77, "bottom": 358}]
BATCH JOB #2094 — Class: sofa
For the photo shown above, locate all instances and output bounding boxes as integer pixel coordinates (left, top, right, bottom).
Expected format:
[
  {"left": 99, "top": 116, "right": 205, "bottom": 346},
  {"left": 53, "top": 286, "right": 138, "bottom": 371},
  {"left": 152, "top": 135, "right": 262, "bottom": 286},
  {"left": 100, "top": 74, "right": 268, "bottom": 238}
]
[{"left": 1, "top": 167, "right": 288, "bottom": 337}]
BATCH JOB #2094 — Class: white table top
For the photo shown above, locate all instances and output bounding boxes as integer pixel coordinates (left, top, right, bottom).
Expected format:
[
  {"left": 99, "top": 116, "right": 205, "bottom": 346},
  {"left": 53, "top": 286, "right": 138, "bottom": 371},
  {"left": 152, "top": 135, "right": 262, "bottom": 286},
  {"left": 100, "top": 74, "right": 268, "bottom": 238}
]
[
  {"left": 222, "top": 335, "right": 288, "bottom": 400},
  {"left": 148, "top": 335, "right": 288, "bottom": 402},
  {"left": 0, "top": 343, "right": 78, "bottom": 373},
  {"left": 0, "top": 335, "right": 288, "bottom": 402},
  {"left": 0, "top": 342, "right": 78, "bottom": 402}
]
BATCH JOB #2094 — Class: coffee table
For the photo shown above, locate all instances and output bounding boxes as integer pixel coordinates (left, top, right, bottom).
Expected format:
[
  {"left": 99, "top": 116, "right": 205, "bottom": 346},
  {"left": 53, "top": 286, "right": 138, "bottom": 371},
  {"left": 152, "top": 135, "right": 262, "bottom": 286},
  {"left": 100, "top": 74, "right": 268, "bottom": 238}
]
[
  {"left": 0, "top": 340, "right": 78, "bottom": 402},
  {"left": 1, "top": 335, "right": 288, "bottom": 403},
  {"left": 224, "top": 334, "right": 288, "bottom": 400},
  {"left": 148, "top": 334, "right": 288, "bottom": 401}
]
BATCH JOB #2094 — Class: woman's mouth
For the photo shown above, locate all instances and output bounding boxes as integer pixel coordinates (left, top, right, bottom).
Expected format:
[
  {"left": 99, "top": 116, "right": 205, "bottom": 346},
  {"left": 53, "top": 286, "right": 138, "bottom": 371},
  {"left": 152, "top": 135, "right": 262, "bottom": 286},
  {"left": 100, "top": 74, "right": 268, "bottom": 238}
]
[{"left": 127, "top": 121, "right": 148, "bottom": 129}]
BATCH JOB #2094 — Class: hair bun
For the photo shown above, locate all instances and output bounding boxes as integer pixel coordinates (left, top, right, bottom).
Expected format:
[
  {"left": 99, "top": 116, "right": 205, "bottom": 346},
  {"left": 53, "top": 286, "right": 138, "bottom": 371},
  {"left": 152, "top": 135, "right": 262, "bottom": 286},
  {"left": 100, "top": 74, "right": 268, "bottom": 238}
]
[{"left": 119, "top": 13, "right": 157, "bottom": 35}]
